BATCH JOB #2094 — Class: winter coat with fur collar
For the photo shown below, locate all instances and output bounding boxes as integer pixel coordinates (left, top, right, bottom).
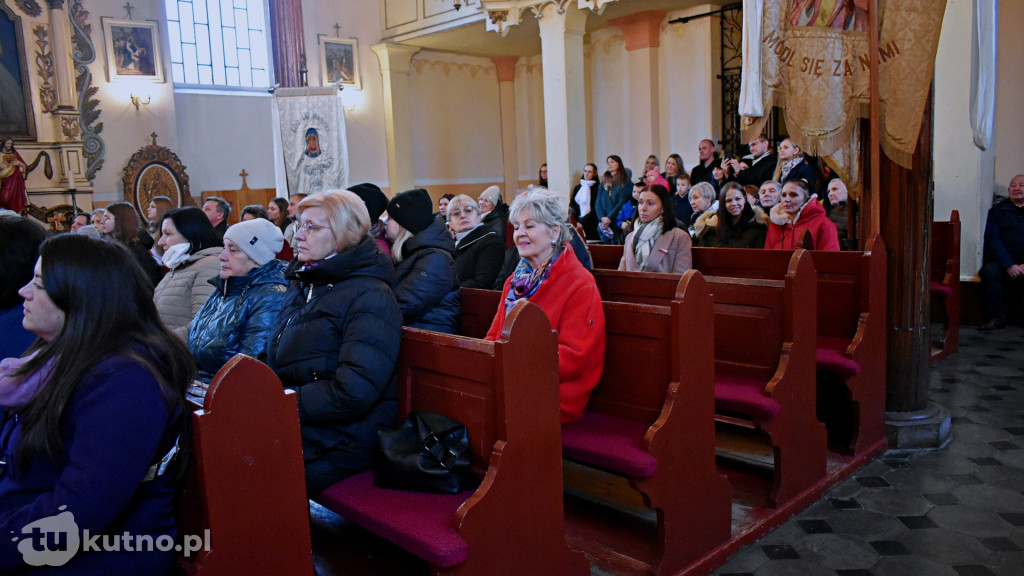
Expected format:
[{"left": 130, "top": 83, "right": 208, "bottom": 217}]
[{"left": 764, "top": 196, "right": 840, "bottom": 251}]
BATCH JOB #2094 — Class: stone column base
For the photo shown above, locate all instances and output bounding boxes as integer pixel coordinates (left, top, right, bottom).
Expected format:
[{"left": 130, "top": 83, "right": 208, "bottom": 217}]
[{"left": 885, "top": 402, "right": 952, "bottom": 450}]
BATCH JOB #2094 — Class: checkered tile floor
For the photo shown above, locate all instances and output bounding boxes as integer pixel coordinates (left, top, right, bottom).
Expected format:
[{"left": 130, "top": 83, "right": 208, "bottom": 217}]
[{"left": 711, "top": 326, "right": 1024, "bottom": 576}]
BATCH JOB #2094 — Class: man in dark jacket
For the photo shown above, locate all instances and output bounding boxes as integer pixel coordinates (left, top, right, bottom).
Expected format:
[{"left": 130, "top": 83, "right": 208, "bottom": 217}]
[
  {"left": 980, "top": 174, "right": 1024, "bottom": 330},
  {"left": 726, "top": 134, "right": 777, "bottom": 188},
  {"left": 689, "top": 139, "right": 723, "bottom": 190}
]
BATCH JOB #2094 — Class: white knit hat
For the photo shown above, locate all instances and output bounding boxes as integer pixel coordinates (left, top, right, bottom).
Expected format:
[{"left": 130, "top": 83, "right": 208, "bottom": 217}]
[{"left": 222, "top": 219, "right": 284, "bottom": 266}]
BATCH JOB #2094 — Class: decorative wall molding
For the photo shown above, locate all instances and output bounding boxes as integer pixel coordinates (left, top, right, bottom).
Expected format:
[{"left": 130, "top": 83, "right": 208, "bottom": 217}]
[
  {"left": 478, "top": 0, "right": 616, "bottom": 35},
  {"left": 33, "top": 25, "right": 57, "bottom": 113},
  {"left": 411, "top": 57, "right": 495, "bottom": 79},
  {"left": 69, "top": 0, "right": 103, "bottom": 180},
  {"left": 14, "top": 0, "right": 43, "bottom": 17},
  {"left": 60, "top": 116, "right": 80, "bottom": 140},
  {"left": 590, "top": 33, "right": 623, "bottom": 55}
]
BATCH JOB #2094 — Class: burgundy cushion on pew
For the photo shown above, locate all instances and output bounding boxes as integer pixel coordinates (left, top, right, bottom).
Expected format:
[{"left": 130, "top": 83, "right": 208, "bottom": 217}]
[
  {"left": 561, "top": 411, "right": 658, "bottom": 478},
  {"left": 714, "top": 374, "right": 781, "bottom": 421},
  {"left": 816, "top": 336, "right": 861, "bottom": 377},
  {"left": 930, "top": 280, "right": 953, "bottom": 297},
  {"left": 317, "top": 470, "right": 473, "bottom": 568}
]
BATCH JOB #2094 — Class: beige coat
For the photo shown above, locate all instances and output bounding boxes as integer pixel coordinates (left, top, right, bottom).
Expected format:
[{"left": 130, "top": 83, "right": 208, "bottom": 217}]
[
  {"left": 153, "top": 247, "right": 222, "bottom": 340},
  {"left": 619, "top": 227, "right": 693, "bottom": 274}
]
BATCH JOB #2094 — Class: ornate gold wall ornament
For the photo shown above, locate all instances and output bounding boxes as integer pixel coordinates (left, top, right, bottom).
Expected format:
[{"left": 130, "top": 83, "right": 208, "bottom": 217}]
[
  {"left": 70, "top": 0, "right": 105, "bottom": 180},
  {"left": 60, "top": 116, "right": 81, "bottom": 140},
  {"left": 121, "top": 133, "right": 193, "bottom": 214},
  {"left": 33, "top": 25, "right": 58, "bottom": 113},
  {"left": 14, "top": 0, "right": 43, "bottom": 17}
]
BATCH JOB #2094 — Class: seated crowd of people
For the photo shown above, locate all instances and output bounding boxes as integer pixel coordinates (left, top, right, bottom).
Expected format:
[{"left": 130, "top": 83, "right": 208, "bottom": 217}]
[{"left": 0, "top": 135, "right": 973, "bottom": 574}]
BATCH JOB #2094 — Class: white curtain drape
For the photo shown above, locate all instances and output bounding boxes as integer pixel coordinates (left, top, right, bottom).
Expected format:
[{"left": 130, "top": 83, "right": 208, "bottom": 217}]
[
  {"left": 970, "top": 0, "right": 998, "bottom": 150},
  {"left": 738, "top": 0, "right": 766, "bottom": 119}
]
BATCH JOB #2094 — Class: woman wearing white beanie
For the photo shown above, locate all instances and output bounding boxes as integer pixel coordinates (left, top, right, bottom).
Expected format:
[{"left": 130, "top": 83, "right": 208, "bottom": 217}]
[{"left": 187, "top": 218, "right": 289, "bottom": 382}]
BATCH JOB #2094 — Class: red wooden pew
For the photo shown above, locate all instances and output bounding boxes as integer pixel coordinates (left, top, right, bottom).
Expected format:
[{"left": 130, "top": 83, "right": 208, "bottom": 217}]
[
  {"left": 593, "top": 251, "right": 828, "bottom": 507},
  {"left": 930, "top": 210, "right": 960, "bottom": 362},
  {"left": 176, "top": 355, "right": 314, "bottom": 576},
  {"left": 316, "top": 301, "right": 590, "bottom": 576},
  {"left": 689, "top": 238, "right": 888, "bottom": 455},
  {"left": 460, "top": 278, "right": 732, "bottom": 576}
]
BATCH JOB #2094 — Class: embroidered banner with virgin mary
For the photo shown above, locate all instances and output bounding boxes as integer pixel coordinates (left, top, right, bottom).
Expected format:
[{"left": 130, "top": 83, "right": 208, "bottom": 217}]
[
  {"left": 272, "top": 87, "right": 349, "bottom": 196},
  {"left": 741, "top": 0, "right": 946, "bottom": 175}
]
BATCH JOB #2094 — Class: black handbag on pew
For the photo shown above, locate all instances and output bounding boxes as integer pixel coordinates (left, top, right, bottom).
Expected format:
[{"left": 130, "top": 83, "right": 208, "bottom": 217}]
[{"left": 374, "top": 411, "right": 476, "bottom": 494}]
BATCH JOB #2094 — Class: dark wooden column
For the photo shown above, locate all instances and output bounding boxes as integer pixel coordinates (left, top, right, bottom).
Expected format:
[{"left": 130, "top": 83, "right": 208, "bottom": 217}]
[
  {"left": 269, "top": 0, "right": 306, "bottom": 87},
  {"left": 873, "top": 93, "right": 950, "bottom": 447}
]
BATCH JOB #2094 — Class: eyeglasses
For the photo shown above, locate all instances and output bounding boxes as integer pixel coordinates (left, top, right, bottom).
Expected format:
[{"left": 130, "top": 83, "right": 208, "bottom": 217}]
[
  {"left": 449, "top": 208, "right": 476, "bottom": 217},
  {"left": 296, "top": 221, "right": 331, "bottom": 234}
]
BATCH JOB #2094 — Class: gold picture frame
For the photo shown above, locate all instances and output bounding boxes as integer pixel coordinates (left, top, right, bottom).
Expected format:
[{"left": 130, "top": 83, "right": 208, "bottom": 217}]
[
  {"left": 319, "top": 36, "right": 360, "bottom": 90},
  {"left": 102, "top": 18, "right": 164, "bottom": 82}
]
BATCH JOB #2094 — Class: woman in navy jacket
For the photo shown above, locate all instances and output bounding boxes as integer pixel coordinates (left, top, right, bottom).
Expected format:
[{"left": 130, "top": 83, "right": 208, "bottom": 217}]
[{"left": 0, "top": 234, "right": 193, "bottom": 574}]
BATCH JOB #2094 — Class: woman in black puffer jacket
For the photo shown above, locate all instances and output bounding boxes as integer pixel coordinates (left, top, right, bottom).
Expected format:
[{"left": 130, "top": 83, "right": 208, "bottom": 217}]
[
  {"left": 265, "top": 190, "right": 402, "bottom": 496},
  {"left": 384, "top": 188, "right": 461, "bottom": 334}
]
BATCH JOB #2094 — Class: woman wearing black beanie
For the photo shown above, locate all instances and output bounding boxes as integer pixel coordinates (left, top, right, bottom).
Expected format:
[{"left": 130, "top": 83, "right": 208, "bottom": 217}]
[{"left": 383, "top": 189, "right": 461, "bottom": 334}]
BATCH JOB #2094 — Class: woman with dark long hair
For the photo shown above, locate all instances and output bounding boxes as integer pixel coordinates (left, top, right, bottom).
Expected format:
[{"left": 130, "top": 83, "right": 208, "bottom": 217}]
[
  {"left": 267, "top": 197, "right": 291, "bottom": 233},
  {"left": 100, "top": 201, "right": 164, "bottom": 288},
  {"left": 153, "top": 206, "right": 223, "bottom": 339},
  {"left": 619, "top": 184, "right": 692, "bottom": 273},
  {"left": 596, "top": 155, "right": 632, "bottom": 244},
  {"left": 697, "top": 182, "right": 768, "bottom": 248},
  {"left": 0, "top": 234, "right": 194, "bottom": 573}
]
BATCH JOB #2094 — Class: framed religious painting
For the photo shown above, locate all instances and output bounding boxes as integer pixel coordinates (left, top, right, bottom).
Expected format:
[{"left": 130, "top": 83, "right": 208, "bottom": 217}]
[
  {"left": 102, "top": 18, "right": 164, "bottom": 82},
  {"left": 121, "top": 136, "right": 193, "bottom": 225},
  {"left": 0, "top": 7, "right": 36, "bottom": 138},
  {"left": 319, "top": 36, "right": 360, "bottom": 90}
]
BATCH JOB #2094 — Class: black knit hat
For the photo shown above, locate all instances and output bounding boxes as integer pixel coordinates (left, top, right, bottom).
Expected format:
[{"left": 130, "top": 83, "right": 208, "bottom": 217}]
[
  {"left": 347, "top": 183, "right": 388, "bottom": 225},
  {"left": 386, "top": 189, "right": 434, "bottom": 234}
]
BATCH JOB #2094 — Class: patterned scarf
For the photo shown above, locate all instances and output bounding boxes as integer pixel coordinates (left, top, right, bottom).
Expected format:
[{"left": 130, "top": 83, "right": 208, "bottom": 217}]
[
  {"left": 779, "top": 156, "right": 803, "bottom": 183},
  {"left": 504, "top": 248, "right": 563, "bottom": 313},
  {"left": 632, "top": 217, "right": 663, "bottom": 271}
]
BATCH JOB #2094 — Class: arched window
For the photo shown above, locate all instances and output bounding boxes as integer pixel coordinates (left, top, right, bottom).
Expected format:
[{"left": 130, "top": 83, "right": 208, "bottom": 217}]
[{"left": 164, "top": 0, "right": 271, "bottom": 87}]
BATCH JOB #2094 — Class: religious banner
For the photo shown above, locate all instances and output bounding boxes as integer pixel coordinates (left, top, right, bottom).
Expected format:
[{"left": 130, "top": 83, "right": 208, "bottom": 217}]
[
  {"left": 272, "top": 87, "right": 349, "bottom": 196},
  {"left": 741, "top": 0, "right": 946, "bottom": 170}
]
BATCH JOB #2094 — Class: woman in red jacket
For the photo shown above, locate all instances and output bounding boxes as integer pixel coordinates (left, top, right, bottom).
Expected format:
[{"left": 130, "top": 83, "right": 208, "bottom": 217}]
[
  {"left": 485, "top": 187, "right": 606, "bottom": 424},
  {"left": 764, "top": 179, "right": 840, "bottom": 250}
]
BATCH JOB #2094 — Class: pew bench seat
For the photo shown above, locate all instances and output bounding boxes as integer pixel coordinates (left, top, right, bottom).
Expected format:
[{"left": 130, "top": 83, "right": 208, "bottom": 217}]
[
  {"left": 816, "top": 336, "right": 862, "bottom": 377},
  {"left": 930, "top": 280, "right": 953, "bottom": 298},
  {"left": 318, "top": 471, "right": 475, "bottom": 568},
  {"left": 562, "top": 412, "right": 658, "bottom": 478},
  {"left": 713, "top": 374, "right": 782, "bottom": 421}
]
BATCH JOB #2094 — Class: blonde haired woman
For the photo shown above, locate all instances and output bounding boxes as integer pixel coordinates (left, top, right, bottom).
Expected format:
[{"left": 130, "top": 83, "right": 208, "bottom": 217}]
[
  {"left": 384, "top": 188, "right": 461, "bottom": 334},
  {"left": 266, "top": 190, "right": 402, "bottom": 495}
]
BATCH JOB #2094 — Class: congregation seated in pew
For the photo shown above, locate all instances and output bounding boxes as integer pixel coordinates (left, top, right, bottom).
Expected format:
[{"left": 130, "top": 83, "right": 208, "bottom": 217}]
[
  {"left": 764, "top": 178, "right": 840, "bottom": 250},
  {"left": 266, "top": 190, "right": 402, "bottom": 496},
  {"left": 485, "top": 187, "right": 605, "bottom": 425}
]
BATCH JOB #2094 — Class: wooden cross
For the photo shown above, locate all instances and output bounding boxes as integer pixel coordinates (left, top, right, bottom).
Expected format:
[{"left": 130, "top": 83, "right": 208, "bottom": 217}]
[
  {"left": 333, "top": 23, "right": 341, "bottom": 36},
  {"left": 150, "top": 132, "right": 159, "bottom": 146},
  {"left": 124, "top": 2, "right": 134, "bottom": 19},
  {"left": 239, "top": 168, "right": 249, "bottom": 189},
  {"left": 48, "top": 211, "right": 67, "bottom": 232}
]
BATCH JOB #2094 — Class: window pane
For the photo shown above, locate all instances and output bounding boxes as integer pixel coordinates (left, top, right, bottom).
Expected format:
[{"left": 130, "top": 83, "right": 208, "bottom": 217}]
[
  {"left": 235, "top": 9, "right": 249, "bottom": 48},
  {"left": 199, "top": 65, "right": 213, "bottom": 84},
  {"left": 223, "top": 28, "right": 238, "bottom": 67},
  {"left": 179, "top": 5, "right": 196, "bottom": 43},
  {"left": 220, "top": 0, "right": 234, "bottom": 27},
  {"left": 165, "top": 0, "right": 179, "bottom": 21},
  {"left": 183, "top": 43, "right": 199, "bottom": 83},
  {"left": 249, "top": 30, "right": 266, "bottom": 69},
  {"left": 194, "top": 0, "right": 208, "bottom": 24},
  {"left": 227, "top": 67, "right": 239, "bottom": 85},
  {"left": 238, "top": 49, "right": 252, "bottom": 86},
  {"left": 196, "top": 25, "right": 211, "bottom": 65},
  {"left": 167, "top": 22, "right": 182, "bottom": 62}
]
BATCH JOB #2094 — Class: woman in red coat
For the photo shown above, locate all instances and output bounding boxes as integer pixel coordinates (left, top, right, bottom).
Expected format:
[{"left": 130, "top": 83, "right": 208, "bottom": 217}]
[
  {"left": 485, "top": 187, "right": 606, "bottom": 424},
  {"left": 764, "top": 179, "right": 840, "bottom": 251}
]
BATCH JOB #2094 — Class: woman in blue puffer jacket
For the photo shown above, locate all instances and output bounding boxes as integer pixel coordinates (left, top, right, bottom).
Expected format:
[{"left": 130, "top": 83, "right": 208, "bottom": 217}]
[{"left": 188, "top": 218, "right": 288, "bottom": 382}]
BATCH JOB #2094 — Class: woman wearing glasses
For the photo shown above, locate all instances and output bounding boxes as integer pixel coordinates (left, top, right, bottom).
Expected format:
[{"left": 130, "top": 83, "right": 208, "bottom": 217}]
[
  {"left": 0, "top": 234, "right": 193, "bottom": 573},
  {"left": 447, "top": 194, "right": 504, "bottom": 289},
  {"left": 265, "top": 190, "right": 402, "bottom": 496}
]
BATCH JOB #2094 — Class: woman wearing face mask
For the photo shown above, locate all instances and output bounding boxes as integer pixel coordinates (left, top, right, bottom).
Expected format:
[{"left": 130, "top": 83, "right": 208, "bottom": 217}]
[
  {"left": 152, "top": 207, "right": 223, "bottom": 340},
  {"left": 696, "top": 182, "right": 768, "bottom": 248},
  {"left": 187, "top": 219, "right": 288, "bottom": 382},
  {"left": 764, "top": 179, "right": 840, "bottom": 250},
  {"left": 619, "top": 184, "right": 692, "bottom": 273}
]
